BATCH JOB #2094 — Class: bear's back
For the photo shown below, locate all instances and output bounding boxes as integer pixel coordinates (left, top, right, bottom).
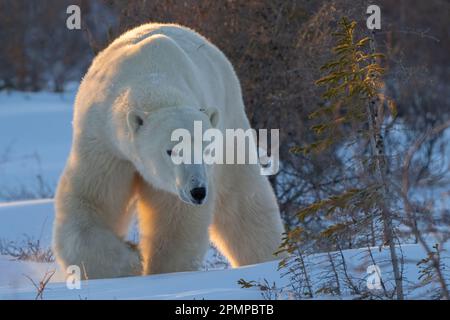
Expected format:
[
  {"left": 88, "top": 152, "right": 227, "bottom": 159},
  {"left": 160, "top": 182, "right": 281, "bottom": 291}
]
[
  {"left": 76, "top": 23, "right": 246, "bottom": 131},
  {"left": 92, "top": 23, "right": 230, "bottom": 80}
]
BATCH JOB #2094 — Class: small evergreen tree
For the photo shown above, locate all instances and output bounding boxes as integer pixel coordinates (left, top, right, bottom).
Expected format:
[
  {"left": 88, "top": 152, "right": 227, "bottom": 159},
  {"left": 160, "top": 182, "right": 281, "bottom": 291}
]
[{"left": 280, "top": 17, "right": 404, "bottom": 299}]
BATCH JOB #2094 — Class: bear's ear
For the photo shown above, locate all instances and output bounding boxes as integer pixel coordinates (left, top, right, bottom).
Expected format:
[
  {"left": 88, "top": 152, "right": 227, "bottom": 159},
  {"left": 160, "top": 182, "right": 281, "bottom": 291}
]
[
  {"left": 127, "top": 110, "right": 147, "bottom": 135},
  {"left": 202, "top": 107, "right": 219, "bottom": 128}
]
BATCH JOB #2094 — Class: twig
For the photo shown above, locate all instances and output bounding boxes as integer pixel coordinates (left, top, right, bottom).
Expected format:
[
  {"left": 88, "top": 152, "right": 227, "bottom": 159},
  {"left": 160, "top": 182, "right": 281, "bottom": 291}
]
[
  {"left": 366, "top": 243, "right": 389, "bottom": 298},
  {"left": 327, "top": 251, "right": 341, "bottom": 296},
  {"left": 377, "top": 29, "right": 440, "bottom": 43},
  {"left": 24, "top": 270, "right": 56, "bottom": 300},
  {"left": 337, "top": 244, "right": 360, "bottom": 295}
]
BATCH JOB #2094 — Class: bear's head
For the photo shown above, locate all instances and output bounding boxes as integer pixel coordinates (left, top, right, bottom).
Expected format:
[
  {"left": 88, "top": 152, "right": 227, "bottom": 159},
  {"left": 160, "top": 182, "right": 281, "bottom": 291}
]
[
  {"left": 117, "top": 102, "right": 219, "bottom": 206},
  {"left": 92, "top": 33, "right": 221, "bottom": 205}
]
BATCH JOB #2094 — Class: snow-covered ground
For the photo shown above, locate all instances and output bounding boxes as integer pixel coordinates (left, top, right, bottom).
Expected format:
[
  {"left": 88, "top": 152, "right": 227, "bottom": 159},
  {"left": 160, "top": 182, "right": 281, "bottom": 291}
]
[
  {"left": 0, "top": 89, "right": 448, "bottom": 300},
  {"left": 0, "top": 90, "right": 73, "bottom": 200}
]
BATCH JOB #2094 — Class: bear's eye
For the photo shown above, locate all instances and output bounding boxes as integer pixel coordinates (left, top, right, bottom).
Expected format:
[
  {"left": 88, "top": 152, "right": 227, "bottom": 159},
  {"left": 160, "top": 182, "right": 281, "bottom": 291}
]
[
  {"left": 135, "top": 115, "right": 144, "bottom": 127},
  {"left": 166, "top": 149, "right": 173, "bottom": 156}
]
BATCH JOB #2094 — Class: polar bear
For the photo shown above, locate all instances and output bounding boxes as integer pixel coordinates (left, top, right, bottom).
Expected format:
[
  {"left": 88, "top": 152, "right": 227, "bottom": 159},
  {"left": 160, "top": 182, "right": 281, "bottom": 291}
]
[{"left": 53, "top": 23, "right": 285, "bottom": 279}]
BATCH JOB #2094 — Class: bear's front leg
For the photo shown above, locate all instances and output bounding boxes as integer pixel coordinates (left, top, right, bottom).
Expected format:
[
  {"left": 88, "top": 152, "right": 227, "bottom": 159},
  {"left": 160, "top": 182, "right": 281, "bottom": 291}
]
[
  {"left": 53, "top": 149, "right": 141, "bottom": 279},
  {"left": 137, "top": 183, "right": 214, "bottom": 275},
  {"left": 53, "top": 214, "right": 142, "bottom": 279}
]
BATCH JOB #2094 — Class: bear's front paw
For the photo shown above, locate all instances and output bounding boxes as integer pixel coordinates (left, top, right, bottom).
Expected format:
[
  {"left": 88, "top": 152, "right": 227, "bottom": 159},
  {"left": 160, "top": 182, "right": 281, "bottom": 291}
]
[{"left": 124, "top": 241, "right": 143, "bottom": 276}]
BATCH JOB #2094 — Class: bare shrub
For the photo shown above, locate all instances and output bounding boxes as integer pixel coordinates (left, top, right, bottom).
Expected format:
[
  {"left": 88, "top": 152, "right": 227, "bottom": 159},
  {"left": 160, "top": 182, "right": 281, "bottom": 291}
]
[
  {"left": 24, "top": 269, "right": 56, "bottom": 300},
  {"left": 0, "top": 236, "right": 54, "bottom": 263}
]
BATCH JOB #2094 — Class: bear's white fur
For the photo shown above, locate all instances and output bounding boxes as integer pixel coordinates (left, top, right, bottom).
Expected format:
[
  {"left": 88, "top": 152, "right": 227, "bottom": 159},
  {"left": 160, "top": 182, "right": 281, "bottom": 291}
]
[{"left": 53, "top": 23, "right": 285, "bottom": 279}]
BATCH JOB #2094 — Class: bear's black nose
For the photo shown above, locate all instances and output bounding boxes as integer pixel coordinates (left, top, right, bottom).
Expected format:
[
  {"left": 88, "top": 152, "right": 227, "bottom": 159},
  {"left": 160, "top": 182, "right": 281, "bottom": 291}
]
[{"left": 190, "top": 187, "right": 206, "bottom": 203}]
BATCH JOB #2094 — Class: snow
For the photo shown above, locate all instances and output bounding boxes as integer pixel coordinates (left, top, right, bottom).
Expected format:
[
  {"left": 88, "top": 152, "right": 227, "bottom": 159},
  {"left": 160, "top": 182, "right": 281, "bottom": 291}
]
[
  {"left": 0, "top": 199, "right": 446, "bottom": 299},
  {"left": 0, "top": 254, "right": 282, "bottom": 300},
  {"left": 0, "top": 199, "right": 54, "bottom": 245},
  {"left": 0, "top": 90, "right": 74, "bottom": 200},
  {"left": 0, "top": 89, "right": 448, "bottom": 300}
]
